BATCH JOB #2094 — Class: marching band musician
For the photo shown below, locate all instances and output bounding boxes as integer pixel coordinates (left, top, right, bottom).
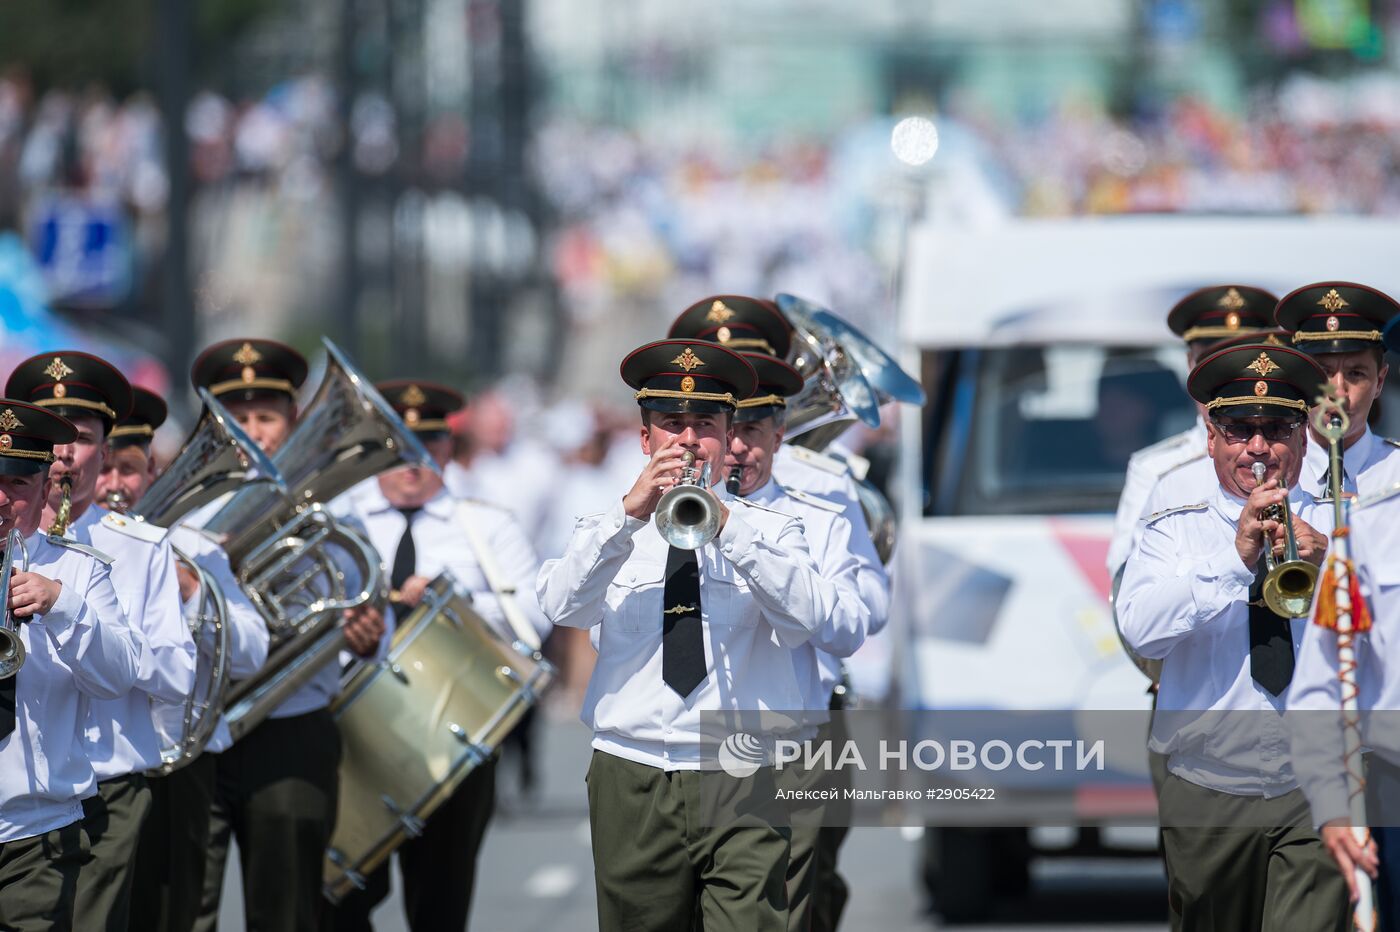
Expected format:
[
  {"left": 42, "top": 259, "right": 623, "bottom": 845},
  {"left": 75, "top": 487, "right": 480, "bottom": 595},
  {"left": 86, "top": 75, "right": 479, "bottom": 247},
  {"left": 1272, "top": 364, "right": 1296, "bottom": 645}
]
[
  {"left": 1275, "top": 282, "right": 1400, "bottom": 500},
  {"left": 538, "top": 339, "right": 841, "bottom": 932},
  {"left": 667, "top": 295, "right": 890, "bottom": 932},
  {"left": 186, "top": 339, "right": 384, "bottom": 932},
  {"left": 1286, "top": 313, "right": 1400, "bottom": 925},
  {"left": 5, "top": 352, "right": 196, "bottom": 932},
  {"left": 1118, "top": 342, "right": 1350, "bottom": 931},
  {"left": 0, "top": 399, "right": 140, "bottom": 931},
  {"left": 91, "top": 387, "right": 272, "bottom": 932},
  {"left": 325, "top": 379, "right": 550, "bottom": 932},
  {"left": 1107, "top": 285, "right": 1275, "bottom": 579}
]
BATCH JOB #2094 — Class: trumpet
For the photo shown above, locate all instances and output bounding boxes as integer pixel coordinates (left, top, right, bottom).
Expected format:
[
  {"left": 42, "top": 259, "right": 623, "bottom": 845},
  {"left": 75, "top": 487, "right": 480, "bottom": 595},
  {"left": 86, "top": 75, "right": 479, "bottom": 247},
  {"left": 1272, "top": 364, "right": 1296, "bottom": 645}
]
[
  {"left": 1251, "top": 462, "right": 1318, "bottom": 618},
  {"left": 0, "top": 529, "right": 29, "bottom": 679},
  {"left": 655, "top": 451, "right": 722, "bottom": 550}
]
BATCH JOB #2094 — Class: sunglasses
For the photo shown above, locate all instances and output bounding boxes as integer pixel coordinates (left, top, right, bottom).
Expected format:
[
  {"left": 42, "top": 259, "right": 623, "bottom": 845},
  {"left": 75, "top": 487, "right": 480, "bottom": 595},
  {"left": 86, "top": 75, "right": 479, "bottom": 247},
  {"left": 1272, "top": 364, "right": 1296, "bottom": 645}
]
[{"left": 1212, "top": 419, "right": 1304, "bottom": 444}]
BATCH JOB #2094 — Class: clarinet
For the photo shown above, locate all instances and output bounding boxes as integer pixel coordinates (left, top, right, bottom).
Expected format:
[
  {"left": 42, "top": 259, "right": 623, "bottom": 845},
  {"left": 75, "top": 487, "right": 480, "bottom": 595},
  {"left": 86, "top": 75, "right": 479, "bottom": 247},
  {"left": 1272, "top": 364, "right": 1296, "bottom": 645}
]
[{"left": 725, "top": 466, "right": 742, "bottom": 496}]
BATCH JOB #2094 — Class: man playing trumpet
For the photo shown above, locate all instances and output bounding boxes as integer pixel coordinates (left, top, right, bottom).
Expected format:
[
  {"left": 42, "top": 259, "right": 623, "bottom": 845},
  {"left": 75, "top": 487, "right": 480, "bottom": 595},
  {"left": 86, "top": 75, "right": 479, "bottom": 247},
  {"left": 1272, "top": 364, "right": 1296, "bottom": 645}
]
[{"left": 1118, "top": 342, "right": 1349, "bottom": 931}]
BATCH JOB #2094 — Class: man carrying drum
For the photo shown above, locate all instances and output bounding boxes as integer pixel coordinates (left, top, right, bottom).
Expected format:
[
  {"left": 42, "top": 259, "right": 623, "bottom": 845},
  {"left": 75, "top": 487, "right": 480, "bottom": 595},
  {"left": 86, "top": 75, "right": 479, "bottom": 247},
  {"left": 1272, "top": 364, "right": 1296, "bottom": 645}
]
[{"left": 325, "top": 379, "right": 550, "bottom": 932}]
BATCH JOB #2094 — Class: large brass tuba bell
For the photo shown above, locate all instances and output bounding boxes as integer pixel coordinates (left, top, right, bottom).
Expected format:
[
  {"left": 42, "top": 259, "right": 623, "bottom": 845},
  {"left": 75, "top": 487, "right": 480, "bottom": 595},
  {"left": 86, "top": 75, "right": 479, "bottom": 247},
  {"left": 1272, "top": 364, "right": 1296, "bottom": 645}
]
[
  {"left": 131, "top": 388, "right": 286, "bottom": 530},
  {"left": 207, "top": 338, "right": 437, "bottom": 741}
]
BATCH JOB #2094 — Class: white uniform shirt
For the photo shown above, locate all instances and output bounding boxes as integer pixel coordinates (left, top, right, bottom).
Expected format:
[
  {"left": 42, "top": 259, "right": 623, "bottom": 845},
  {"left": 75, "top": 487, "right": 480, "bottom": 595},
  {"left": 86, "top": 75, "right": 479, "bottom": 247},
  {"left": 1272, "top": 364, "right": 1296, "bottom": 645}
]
[
  {"left": 0, "top": 532, "right": 139, "bottom": 841},
  {"left": 67, "top": 509, "right": 195, "bottom": 779},
  {"left": 538, "top": 494, "right": 838, "bottom": 770},
  {"left": 773, "top": 444, "right": 892, "bottom": 697},
  {"left": 1119, "top": 481, "right": 1329, "bottom": 797},
  {"left": 1298, "top": 426, "right": 1400, "bottom": 502},
  {"left": 1107, "top": 419, "right": 1208, "bottom": 577},
  {"left": 1288, "top": 490, "right": 1400, "bottom": 825},
  {"left": 165, "top": 525, "right": 270, "bottom": 755},
  {"left": 745, "top": 478, "right": 867, "bottom": 713},
  {"left": 337, "top": 484, "right": 549, "bottom": 645}
]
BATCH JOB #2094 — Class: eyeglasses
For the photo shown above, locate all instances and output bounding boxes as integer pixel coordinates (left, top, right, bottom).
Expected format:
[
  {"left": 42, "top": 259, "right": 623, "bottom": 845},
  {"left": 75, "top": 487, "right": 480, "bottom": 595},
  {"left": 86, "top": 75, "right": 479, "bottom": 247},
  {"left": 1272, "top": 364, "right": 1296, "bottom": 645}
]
[{"left": 1212, "top": 419, "right": 1304, "bottom": 444}]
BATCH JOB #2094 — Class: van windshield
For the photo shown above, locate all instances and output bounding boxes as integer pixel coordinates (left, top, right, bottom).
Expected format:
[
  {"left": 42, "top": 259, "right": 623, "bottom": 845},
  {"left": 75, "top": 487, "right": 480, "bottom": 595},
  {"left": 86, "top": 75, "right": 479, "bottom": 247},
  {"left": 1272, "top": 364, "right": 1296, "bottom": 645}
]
[{"left": 932, "top": 345, "right": 1197, "bottom": 516}]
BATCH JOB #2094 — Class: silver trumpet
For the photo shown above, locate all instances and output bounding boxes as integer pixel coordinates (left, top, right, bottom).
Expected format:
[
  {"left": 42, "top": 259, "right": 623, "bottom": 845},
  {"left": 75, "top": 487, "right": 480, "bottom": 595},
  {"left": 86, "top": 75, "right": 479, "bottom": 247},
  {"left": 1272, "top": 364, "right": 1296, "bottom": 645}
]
[
  {"left": 656, "top": 451, "right": 722, "bottom": 550},
  {"left": 0, "top": 529, "right": 29, "bottom": 679},
  {"left": 1251, "top": 462, "right": 1319, "bottom": 618}
]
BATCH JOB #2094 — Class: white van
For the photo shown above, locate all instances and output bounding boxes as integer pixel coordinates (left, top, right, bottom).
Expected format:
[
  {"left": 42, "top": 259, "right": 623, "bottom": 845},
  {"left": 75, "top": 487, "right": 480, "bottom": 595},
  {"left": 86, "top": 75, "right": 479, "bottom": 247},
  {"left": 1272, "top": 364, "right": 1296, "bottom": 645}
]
[{"left": 893, "top": 216, "right": 1400, "bottom": 920}]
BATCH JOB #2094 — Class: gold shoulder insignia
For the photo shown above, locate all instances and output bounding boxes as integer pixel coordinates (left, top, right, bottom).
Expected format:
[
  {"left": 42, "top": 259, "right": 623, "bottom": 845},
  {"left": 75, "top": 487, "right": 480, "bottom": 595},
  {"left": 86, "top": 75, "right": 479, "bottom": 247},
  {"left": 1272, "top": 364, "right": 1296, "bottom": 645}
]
[
  {"left": 777, "top": 484, "right": 844, "bottom": 514},
  {"left": 787, "top": 445, "right": 848, "bottom": 476},
  {"left": 1383, "top": 437, "right": 1400, "bottom": 449},
  {"left": 99, "top": 511, "right": 168, "bottom": 544},
  {"left": 47, "top": 536, "right": 115, "bottom": 566},
  {"left": 1143, "top": 502, "right": 1209, "bottom": 525}
]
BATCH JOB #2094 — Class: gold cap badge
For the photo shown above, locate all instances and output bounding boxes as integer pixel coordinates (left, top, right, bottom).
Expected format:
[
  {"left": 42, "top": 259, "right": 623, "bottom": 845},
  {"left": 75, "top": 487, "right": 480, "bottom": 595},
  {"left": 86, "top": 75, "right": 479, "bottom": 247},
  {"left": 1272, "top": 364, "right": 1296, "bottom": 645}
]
[
  {"left": 400, "top": 384, "right": 427, "bottom": 407},
  {"left": 233, "top": 342, "right": 262, "bottom": 385},
  {"left": 1319, "top": 289, "right": 1348, "bottom": 313},
  {"left": 706, "top": 300, "right": 735, "bottom": 324},
  {"left": 1326, "top": 316, "right": 1340, "bottom": 332},
  {"left": 717, "top": 326, "right": 732, "bottom": 343},
  {"left": 672, "top": 348, "right": 705, "bottom": 372},
  {"left": 680, "top": 376, "right": 696, "bottom": 393},
  {"left": 1219, "top": 288, "right": 1246, "bottom": 312},
  {"left": 0, "top": 409, "right": 21, "bottom": 432},
  {"left": 1225, "top": 312, "right": 1241, "bottom": 329},
  {"left": 1254, "top": 380, "right": 1269, "bottom": 397},
  {"left": 1246, "top": 352, "right": 1280, "bottom": 378},
  {"left": 43, "top": 357, "right": 73, "bottom": 383}
]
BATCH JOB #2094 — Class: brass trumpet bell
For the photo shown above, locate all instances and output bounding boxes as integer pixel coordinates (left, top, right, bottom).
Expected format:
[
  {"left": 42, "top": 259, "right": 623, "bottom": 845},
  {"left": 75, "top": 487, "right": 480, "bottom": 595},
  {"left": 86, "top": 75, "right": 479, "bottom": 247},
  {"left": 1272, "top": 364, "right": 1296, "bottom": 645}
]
[{"left": 655, "top": 452, "right": 722, "bottom": 550}]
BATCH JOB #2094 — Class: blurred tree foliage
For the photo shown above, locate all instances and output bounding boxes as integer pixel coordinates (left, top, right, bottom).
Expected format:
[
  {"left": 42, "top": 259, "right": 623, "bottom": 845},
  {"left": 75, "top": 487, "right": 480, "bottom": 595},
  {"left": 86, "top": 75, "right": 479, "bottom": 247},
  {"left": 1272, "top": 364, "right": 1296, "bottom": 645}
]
[{"left": 0, "top": 0, "right": 279, "bottom": 92}]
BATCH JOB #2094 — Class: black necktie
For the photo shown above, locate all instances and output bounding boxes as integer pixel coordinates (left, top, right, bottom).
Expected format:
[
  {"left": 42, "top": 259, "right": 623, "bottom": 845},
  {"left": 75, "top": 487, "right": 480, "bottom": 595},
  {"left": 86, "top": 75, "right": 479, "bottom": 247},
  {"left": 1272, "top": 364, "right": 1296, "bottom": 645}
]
[
  {"left": 0, "top": 677, "right": 13, "bottom": 740},
  {"left": 662, "top": 546, "right": 706, "bottom": 698},
  {"left": 390, "top": 507, "right": 421, "bottom": 616},
  {"left": 1248, "top": 563, "right": 1295, "bottom": 696}
]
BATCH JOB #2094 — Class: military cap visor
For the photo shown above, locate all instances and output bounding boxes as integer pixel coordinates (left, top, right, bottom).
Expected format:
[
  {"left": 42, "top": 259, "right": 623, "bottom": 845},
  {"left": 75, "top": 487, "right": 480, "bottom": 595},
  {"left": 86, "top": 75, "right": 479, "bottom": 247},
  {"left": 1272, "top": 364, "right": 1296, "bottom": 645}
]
[
  {"left": 1167, "top": 285, "right": 1277, "bottom": 346},
  {"left": 1202, "top": 328, "right": 1291, "bottom": 355},
  {"left": 621, "top": 340, "right": 758, "bottom": 415},
  {"left": 1275, "top": 281, "right": 1400, "bottom": 357},
  {"left": 735, "top": 353, "right": 805, "bottom": 423},
  {"left": 0, "top": 399, "right": 77, "bottom": 477},
  {"left": 191, "top": 338, "right": 309, "bottom": 403},
  {"left": 5, "top": 351, "right": 134, "bottom": 431},
  {"left": 667, "top": 295, "right": 794, "bottom": 359},
  {"left": 108, "top": 387, "right": 168, "bottom": 449},
  {"left": 1188, "top": 343, "right": 1326, "bottom": 421},
  {"left": 375, "top": 379, "right": 465, "bottom": 437}
]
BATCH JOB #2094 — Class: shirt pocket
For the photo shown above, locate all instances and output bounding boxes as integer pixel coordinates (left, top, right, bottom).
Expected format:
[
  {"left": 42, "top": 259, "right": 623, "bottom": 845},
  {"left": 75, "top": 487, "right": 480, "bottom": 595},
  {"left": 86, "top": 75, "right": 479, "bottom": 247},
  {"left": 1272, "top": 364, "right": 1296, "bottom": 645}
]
[
  {"left": 702, "top": 555, "right": 757, "bottom": 628},
  {"left": 608, "top": 561, "right": 666, "bottom": 633}
]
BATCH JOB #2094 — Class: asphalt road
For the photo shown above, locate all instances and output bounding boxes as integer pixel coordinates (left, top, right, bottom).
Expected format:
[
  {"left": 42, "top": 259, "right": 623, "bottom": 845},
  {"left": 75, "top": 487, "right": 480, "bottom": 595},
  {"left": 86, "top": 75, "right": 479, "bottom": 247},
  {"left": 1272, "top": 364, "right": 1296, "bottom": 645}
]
[{"left": 215, "top": 714, "right": 1170, "bottom": 931}]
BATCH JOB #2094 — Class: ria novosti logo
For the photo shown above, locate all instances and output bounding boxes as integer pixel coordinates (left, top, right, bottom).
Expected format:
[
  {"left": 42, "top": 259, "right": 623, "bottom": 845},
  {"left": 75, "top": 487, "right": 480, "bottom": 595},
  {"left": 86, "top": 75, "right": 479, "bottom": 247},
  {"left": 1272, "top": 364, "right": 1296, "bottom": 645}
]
[{"left": 717, "top": 732, "right": 766, "bottom": 777}]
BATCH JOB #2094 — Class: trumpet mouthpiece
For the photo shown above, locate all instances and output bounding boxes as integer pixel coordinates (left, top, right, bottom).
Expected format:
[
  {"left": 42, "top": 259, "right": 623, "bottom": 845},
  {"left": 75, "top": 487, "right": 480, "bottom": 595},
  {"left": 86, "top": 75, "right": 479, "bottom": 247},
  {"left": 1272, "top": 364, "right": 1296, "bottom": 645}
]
[{"left": 1252, "top": 462, "right": 1267, "bottom": 483}]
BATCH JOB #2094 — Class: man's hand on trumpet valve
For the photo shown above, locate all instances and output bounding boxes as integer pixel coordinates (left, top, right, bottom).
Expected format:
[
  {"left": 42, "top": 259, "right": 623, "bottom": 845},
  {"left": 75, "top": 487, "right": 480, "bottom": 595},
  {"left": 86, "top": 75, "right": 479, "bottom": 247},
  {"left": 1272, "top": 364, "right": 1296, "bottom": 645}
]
[
  {"left": 623, "top": 435, "right": 691, "bottom": 521},
  {"left": 1235, "top": 477, "right": 1288, "bottom": 570},
  {"left": 342, "top": 603, "right": 385, "bottom": 658},
  {"left": 9, "top": 571, "right": 61, "bottom": 619}
]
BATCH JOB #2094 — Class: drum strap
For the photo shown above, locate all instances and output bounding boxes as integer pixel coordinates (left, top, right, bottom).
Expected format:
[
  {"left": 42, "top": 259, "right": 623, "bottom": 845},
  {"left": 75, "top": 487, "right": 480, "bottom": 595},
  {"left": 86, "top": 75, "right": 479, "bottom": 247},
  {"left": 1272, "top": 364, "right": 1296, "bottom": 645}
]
[{"left": 453, "top": 503, "right": 541, "bottom": 651}]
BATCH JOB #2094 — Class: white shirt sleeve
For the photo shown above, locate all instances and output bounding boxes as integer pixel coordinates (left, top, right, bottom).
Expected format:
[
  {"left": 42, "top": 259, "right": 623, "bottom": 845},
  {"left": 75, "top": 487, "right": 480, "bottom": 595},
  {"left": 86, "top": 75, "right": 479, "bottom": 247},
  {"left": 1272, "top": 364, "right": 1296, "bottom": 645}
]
[
  {"left": 188, "top": 544, "right": 269, "bottom": 680},
  {"left": 804, "top": 511, "right": 872, "bottom": 658},
  {"left": 132, "top": 541, "right": 198, "bottom": 704},
  {"left": 1285, "top": 617, "right": 1351, "bottom": 827},
  {"left": 715, "top": 509, "right": 832, "bottom": 649},
  {"left": 1108, "top": 454, "right": 1155, "bottom": 577},
  {"left": 536, "top": 500, "right": 642, "bottom": 630},
  {"left": 1118, "top": 515, "right": 1255, "bottom": 660},
  {"left": 42, "top": 559, "right": 141, "bottom": 700}
]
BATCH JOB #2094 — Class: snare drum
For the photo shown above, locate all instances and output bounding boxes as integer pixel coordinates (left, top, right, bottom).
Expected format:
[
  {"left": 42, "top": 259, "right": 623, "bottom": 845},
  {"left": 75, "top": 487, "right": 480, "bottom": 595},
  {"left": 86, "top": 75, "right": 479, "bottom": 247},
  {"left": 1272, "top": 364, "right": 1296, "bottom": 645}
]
[{"left": 322, "top": 572, "right": 552, "bottom": 902}]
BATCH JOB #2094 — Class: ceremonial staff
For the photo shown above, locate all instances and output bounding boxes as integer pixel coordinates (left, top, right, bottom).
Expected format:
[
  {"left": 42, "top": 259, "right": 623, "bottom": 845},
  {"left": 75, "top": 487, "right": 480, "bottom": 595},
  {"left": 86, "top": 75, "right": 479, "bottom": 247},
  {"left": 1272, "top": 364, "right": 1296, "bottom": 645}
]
[{"left": 1313, "top": 385, "right": 1377, "bottom": 932}]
